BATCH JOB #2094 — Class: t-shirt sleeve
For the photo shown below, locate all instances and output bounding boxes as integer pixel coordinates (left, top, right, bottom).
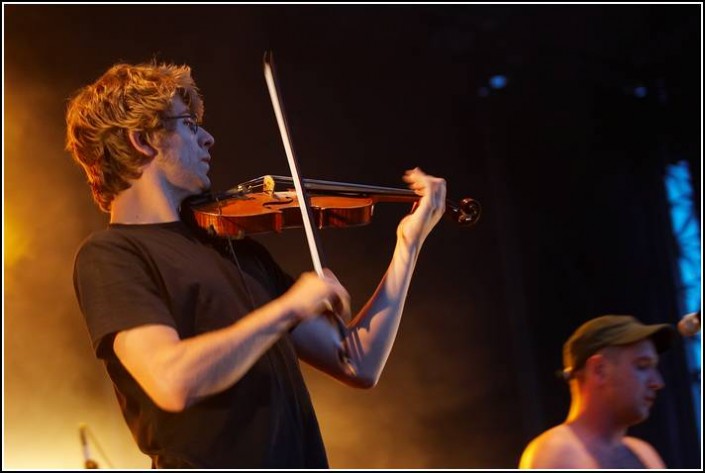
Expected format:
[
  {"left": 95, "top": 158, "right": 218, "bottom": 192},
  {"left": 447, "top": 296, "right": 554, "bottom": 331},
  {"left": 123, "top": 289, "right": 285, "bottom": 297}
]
[{"left": 73, "top": 234, "right": 177, "bottom": 359}]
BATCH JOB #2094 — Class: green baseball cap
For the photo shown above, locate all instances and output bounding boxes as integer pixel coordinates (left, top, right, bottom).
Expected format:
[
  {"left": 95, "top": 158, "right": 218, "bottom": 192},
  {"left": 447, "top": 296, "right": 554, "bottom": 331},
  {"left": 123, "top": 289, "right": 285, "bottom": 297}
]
[{"left": 562, "top": 315, "right": 674, "bottom": 380}]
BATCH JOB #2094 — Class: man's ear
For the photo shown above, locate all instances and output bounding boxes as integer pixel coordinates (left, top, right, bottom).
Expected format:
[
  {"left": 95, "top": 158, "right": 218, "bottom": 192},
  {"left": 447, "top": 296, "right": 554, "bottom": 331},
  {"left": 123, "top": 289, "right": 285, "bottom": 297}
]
[
  {"left": 127, "top": 130, "right": 157, "bottom": 158},
  {"left": 586, "top": 353, "right": 609, "bottom": 384}
]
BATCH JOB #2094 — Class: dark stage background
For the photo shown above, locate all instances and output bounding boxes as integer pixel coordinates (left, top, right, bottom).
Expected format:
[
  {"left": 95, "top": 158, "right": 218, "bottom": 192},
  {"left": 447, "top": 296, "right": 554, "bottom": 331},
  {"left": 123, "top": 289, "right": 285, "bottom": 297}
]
[{"left": 4, "top": 4, "right": 701, "bottom": 469}]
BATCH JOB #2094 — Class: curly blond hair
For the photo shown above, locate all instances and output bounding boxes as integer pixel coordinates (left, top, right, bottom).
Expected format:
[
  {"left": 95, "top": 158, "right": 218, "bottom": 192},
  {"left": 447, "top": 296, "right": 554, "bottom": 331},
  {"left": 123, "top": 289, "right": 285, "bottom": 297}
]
[{"left": 65, "top": 62, "right": 204, "bottom": 212}]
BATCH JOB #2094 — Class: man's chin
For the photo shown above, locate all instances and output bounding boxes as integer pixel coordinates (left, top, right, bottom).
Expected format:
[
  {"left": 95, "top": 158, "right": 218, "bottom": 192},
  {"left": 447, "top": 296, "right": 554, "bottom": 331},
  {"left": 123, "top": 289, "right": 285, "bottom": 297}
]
[
  {"left": 194, "top": 178, "right": 211, "bottom": 195},
  {"left": 200, "top": 176, "right": 211, "bottom": 192},
  {"left": 629, "top": 410, "right": 650, "bottom": 426},
  {"left": 178, "top": 182, "right": 211, "bottom": 202}
]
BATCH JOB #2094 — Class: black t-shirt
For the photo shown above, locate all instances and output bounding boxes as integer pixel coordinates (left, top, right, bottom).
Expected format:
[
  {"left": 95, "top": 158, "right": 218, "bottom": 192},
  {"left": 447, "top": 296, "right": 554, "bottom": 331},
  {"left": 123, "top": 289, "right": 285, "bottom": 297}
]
[{"left": 73, "top": 221, "right": 328, "bottom": 468}]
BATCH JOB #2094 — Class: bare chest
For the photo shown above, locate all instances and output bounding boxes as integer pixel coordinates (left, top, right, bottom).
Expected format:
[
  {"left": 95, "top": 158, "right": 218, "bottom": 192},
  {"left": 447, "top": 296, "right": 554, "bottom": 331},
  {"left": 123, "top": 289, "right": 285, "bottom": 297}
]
[{"left": 592, "top": 444, "right": 647, "bottom": 469}]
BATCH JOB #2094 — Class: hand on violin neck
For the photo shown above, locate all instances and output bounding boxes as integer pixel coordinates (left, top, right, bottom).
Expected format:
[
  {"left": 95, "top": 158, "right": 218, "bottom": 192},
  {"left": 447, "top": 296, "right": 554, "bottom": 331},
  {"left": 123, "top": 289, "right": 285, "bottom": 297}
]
[
  {"left": 280, "top": 269, "right": 352, "bottom": 324},
  {"left": 398, "top": 168, "right": 447, "bottom": 249}
]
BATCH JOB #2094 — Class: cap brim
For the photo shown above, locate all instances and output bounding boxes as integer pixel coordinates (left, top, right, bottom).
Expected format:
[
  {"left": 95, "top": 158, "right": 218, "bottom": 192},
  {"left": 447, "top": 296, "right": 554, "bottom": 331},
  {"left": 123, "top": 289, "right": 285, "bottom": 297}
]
[{"left": 615, "top": 323, "right": 674, "bottom": 353}]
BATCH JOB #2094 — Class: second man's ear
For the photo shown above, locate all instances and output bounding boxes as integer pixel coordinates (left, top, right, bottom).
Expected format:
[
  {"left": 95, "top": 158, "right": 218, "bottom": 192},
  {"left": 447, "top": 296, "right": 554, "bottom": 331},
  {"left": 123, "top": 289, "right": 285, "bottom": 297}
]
[
  {"left": 127, "top": 129, "right": 157, "bottom": 158},
  {"left": 586, "top": 353, "right": 609, "bottom": 382}
]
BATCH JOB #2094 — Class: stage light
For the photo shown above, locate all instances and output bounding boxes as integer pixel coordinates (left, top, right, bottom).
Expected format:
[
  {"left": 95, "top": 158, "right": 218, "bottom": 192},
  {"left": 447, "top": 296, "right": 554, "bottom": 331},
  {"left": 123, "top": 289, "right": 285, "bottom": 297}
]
[
  {"left": 633, "top": 86, "right": 648, "bottom": 98},
  {"left": 489, "top": 75, "right": 507, "bottom": 90}
]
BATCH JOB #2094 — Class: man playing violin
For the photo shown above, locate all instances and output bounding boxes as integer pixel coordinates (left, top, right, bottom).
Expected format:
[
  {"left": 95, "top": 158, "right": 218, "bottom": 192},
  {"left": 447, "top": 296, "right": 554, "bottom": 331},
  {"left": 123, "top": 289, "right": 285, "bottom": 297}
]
[{"left": 66, "top": 61, "right": 447, "bottom": 468}]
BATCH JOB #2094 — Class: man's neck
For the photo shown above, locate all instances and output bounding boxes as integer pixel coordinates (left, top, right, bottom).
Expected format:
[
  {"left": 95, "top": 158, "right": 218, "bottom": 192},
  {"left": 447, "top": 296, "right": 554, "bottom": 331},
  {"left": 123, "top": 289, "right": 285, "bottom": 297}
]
[
  {"left": 110, "top": 179, "right": 184, "bottom": 224},
  {"left": 566, "top": 410, "right": 628, "bottom": 447}
]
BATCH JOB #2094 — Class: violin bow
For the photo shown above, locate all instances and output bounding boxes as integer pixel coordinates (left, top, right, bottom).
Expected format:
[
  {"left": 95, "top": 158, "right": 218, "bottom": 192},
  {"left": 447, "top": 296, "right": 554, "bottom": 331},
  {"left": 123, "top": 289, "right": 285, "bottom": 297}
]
[
  {"left": 263, "top": 51, "right": 326, "bottom": 276},
  {"left": 263, "top": 51, "right": 354, "bottom": 372}
]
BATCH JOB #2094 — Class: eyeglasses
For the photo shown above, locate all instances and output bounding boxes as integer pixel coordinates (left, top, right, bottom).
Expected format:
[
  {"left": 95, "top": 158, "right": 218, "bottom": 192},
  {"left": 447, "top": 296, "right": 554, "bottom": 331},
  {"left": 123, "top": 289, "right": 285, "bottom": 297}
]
[{"left": 163, "top": 114, "right": 199, "bottom": 134}]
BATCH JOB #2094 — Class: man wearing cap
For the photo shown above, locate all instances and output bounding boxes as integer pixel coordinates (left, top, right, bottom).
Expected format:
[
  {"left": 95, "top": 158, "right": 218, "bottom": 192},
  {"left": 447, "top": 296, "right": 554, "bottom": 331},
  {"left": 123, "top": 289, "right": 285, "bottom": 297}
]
[{"left": 519, "top": 315, "right": 674, "bottom": 469}]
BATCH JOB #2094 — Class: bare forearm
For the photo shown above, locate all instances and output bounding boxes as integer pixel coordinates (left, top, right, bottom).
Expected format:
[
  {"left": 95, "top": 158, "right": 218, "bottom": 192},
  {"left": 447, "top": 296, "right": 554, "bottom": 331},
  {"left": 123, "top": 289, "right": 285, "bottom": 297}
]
[
  {"left": 346, "top": 238, "right": 419, "bottom": 383},
  {"left": 118, "top": 269, "right": 349, "bottom": 411},
  {"left": 115, "top": 298, "right": 296, "bottom": 411},
  {"left": 293, "top": 167, "right": 446, "bottom": 386},
  {"left": 173, "top": 302, "right": 295, "bottom": 403},
  {"left": 348, "top": 168, "right": 447, "bottom": 379}
]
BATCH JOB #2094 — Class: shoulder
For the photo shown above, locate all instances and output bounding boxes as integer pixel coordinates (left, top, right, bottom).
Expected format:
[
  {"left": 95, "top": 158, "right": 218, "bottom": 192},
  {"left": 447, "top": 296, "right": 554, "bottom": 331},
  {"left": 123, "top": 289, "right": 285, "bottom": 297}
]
[
  {"left": 76, "top": 223, "right": 193, "bottom": 259},
  {"left": 73, "top": 227, "right": 168, "bottom": 282},
  {"left": 519, "top": 424, "right": 594, "bottom": 469},
  {"left": 77, "top": 226, "right": 146, "bottom": 250},
  {"left": 75, "top": 228, "right": 143, "bottom": 264},
  {"left": 623, "top": 436, "right": 666, "bottom": 468},
  {"left": 76, "top": 228, "right": 125, "bottom": 258}
]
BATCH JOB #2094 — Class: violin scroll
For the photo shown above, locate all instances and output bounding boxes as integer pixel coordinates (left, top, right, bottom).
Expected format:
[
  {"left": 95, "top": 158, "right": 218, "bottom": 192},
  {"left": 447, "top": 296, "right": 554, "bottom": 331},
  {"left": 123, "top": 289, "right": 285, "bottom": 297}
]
[{"left": 448, "top": 197, "right": 482, "bottom": 226}]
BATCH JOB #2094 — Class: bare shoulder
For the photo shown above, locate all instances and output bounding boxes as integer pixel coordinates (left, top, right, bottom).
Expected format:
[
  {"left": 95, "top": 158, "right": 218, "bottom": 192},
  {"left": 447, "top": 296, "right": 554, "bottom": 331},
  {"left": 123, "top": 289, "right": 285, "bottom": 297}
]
[
  {"left": 519, "top": 424, "right": 595, "bottom": 469},
  {"left": 623, "top": 436, "right": 666, "bottom": 468}
]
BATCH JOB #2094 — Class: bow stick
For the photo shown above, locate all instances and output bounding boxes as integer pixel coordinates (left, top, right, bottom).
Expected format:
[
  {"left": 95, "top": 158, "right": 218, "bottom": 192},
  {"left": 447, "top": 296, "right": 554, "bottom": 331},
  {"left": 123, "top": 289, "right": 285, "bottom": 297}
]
[{"left": 263, "top": 51, "right": 354, "bottom": 372}]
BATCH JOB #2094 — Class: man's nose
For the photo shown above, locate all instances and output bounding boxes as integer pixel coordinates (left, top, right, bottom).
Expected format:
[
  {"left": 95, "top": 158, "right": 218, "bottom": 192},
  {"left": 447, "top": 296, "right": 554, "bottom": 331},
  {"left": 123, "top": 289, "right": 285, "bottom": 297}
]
[
  {"left": 200, "top": 128, "right": 215, "bottom": 149},
  {"left": 650, "top": 369, "right": 665, "bottom": 390}
]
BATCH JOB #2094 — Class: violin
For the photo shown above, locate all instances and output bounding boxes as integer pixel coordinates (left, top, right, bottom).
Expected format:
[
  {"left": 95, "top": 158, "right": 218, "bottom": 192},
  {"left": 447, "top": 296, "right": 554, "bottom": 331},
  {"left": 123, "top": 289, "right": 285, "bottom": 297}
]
[
  {"left": 186, "top": 174, "right": 481, "bottom": 239},
  {"left": 187, "top": 51, "right": 482, "bottom": 374}
]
